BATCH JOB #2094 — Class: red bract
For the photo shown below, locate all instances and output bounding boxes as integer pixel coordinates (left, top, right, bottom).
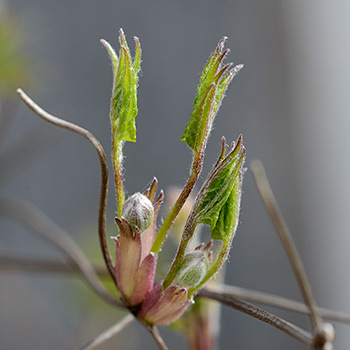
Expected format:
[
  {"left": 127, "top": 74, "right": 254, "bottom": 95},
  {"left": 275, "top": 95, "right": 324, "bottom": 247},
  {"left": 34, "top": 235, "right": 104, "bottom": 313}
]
[
  {"left": 139, "top": 283, "right": 193, "bottom": 325},
  {"left": 112, "top": 218, "right": 157, "bottom": 307}
]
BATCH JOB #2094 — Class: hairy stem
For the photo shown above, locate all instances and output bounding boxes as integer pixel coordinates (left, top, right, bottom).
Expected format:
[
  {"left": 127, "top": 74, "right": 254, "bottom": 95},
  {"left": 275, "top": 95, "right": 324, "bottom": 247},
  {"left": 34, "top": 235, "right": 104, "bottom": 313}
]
[
  {"left": 162, "top": 214, "right": 197, "bottom": 289},
  {"left": 112, "top": 138, "right": 125, "bottom": 218},
  {"left": 152, "top": 151, "right": 203, "bottom": 254}
]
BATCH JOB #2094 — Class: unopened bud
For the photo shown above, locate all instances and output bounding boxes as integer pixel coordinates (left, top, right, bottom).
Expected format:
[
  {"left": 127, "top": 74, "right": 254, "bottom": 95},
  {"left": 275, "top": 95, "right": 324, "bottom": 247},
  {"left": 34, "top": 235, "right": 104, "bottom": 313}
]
[
  {"left": 175, "top": 251, "right": 210, "bottom": 288},
  {"left": 122, "top": 192, "right": 154, "bottom": 232}
]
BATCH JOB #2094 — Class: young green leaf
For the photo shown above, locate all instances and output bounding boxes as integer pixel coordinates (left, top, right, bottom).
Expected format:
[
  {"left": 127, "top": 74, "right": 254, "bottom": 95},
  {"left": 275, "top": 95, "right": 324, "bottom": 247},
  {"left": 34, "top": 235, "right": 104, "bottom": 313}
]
[
  {"left": 133, "top": 37, "right": 141, "bottom": 80},
  {"left": 180, "top": 84, "right": 216, "bottom": 151},
  {"left": 100, "top": 39, "right": 118, "bottom": 79},
  {"left": 211, "top": 172, "right": 242, "bottom": 241},
  {"left": 194, "top": 137, "right": 245, "bottom": 241},
  {"left": 101, "top": 29, "right": 142, "bottom": 216},
  {"left": 181, "top": 37, "right": 243, "bottom": 154},
  {"left": 213, "top": 63, "right": 243, "bottom": 117},
  {"left": 102, "top": 29, "right": 141, "bottom": 144}
]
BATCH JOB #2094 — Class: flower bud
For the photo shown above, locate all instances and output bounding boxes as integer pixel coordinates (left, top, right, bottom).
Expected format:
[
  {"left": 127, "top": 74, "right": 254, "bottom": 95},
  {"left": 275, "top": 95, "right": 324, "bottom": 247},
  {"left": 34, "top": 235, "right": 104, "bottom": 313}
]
[
  {"left": 122, "top": 192, "right": 154, "bottom": 233},
  {"left": 139, "top": 283, "right": 192, "bottom": 325},
  {"left": 174, "top": 250, "right": 210, "bottom": 289}
]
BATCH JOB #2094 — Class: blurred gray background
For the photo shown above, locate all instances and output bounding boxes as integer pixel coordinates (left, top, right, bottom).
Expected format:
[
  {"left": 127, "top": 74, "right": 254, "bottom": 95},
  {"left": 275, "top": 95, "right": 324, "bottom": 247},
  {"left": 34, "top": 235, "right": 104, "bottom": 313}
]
[{"left": 1, "top": 0, "right": 349, "bottom": 349}]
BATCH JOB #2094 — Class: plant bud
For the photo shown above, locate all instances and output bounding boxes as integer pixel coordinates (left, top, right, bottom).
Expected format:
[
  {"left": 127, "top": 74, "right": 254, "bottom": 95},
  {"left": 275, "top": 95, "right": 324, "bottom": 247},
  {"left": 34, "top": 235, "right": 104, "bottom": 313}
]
[
  {"left": 122, "top": 192, "right": 154, "bottom": 232},
  {"left": 175, "top": 251, "right": 210, "bottom": 288}
]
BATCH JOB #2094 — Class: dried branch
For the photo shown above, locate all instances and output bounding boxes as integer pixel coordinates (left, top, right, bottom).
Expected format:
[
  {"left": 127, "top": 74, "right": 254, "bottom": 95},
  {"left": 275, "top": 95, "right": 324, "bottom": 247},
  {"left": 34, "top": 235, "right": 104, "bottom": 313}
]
[
  {"left": 78, "top": 314, "right": 134, "bottom": 350},
  {"left": 146, "top": 325, "right": 169, "bottom": 350},
  {"left": 0, "top": 196, "right": 123, "bottom": 309},
  {"left": 250, "top": 160, "right": 323, "bottom": 330},
  {"left": 16, "top": 88, "right": 116, "bottom": 285},
  {"left": 0, "top": 256, "right": 109, "bottom": 278},
  {"left": 2, "top": 256, "right": 349, "bottom": 325},
  {"left": 202, "top": 284, "right": 350, "bottom": 324},
  {"left": 198, "top": 288, "right": 313, "bottom": 346}
]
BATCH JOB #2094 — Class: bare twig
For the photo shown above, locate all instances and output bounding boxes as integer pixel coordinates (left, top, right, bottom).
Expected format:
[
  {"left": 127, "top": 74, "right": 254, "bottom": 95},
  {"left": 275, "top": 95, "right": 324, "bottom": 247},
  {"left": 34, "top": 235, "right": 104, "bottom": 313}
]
[
  {"left": 146, "top": 325, "right": 169, "bottom": 350},
  {"left": 2, "top": 256, "right": 350, "bottom": 325},
  {"left": 0, "top": 196, "right": 123, "bottom": 309},
  {"left": 198, "top": 288, "right": 313, "bottom": 346},
  {"left": 202, "top": 284, "right": 350, "bottom": 324},
  {"left": 78, "top": 314, "right": 134, "bottom": 350},
  {"left": 250, "top": 160, "right": 323, "bottom": 330},
  {"left": 0, "top": 256, "right": 109, "bottom": 278},
  {"left": 16, "top": 88, "right": 116, "bottom": 285}
]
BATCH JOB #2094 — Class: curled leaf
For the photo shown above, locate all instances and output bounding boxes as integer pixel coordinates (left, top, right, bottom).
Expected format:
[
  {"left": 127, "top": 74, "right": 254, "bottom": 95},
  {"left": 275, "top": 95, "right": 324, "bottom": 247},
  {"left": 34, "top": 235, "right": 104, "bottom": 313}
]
[
  {"left": 102, "top": 28, "right": 142, "bottom": 143},
  {"left": 194, "top": 136, "right": 245, "bottom": 241},
  {"left": 181, "top": 38, "right": 243, "bottom": 153}
]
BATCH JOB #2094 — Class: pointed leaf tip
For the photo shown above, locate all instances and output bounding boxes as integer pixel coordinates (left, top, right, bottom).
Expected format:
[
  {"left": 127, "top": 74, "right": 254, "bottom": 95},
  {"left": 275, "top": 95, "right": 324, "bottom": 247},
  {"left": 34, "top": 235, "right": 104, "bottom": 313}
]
[
  {"left": 194, "top": 135, "right": 245, "bottom": 241},
  {"left": 181, "top": 37, "right": 242, "bottom": 152},
  {"left": 108, "top": 30, "right": 142, "bottom": 144}
]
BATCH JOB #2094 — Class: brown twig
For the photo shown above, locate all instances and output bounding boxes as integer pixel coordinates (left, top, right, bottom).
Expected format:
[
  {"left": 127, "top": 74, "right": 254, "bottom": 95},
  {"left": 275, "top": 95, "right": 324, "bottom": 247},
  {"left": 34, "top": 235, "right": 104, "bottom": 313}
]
[
  {"left": 198, "top": 288, "right": 313, "bottom": 346},
  {"left": 250, "top": 160, "right": 323, "bottom": 330},
  {"left": 78, "top": 314, "right": 134, "bottom": 350},
  {"left": 146, "top": 325, "right": 169, "bottom": 350},
  {"left": 202, "top": 284, "right": 350, "bottom": 324},
  {"left": 16, "top": 88, "right": 116, "bottom": 285},
  {"left": 0, "top": 256, "right": 109, "bottom": 277},
  {"left": 0, "top": 196, "right": 123, "bottom": 309},
  {"left": 2, "top": 256, "right": 349, "bottom": 325}
]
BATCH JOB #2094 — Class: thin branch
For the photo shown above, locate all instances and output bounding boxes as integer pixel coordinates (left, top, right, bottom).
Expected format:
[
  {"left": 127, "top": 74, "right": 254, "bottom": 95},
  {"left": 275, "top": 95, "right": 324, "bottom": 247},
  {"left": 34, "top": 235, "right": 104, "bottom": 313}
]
[
  {"left": 0, "top": 196, "right": 123, "bottom": 309},
  {"left": 0, "top": 256, "right": 110, "bottom": 278},
  {"left": 78, "top": 314, "right": 134, "bottom": 350},
  {"left": 151, "top": 150, "right": 204, "bottom": 254},
  {"left": 16, "top": 88, "right": 116, "bottom": 285},
  {"left": 146, "top": 325, "right": 169, "bottom": 350},
  {"left": 198, "top": 288, "right": 313, "bottom": 346},
  {"left": 250, "top": 160, "right": 323, "bottom": 330},
  {"left": 2, "top": 256, "right": 349, "bottom": 325},
  {"left": 202, "top": 284, "right": 350, "bottom": 324}
]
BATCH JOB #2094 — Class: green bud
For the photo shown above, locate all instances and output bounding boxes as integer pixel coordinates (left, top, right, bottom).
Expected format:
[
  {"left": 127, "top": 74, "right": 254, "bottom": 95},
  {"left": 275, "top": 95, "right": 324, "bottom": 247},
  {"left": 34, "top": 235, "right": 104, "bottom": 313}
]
[
  {"left": 175, "top": 251, "right": 210, "bottom": 289},
  {"left": 122, "top": 192, "right": 154, "bottom": 233}
]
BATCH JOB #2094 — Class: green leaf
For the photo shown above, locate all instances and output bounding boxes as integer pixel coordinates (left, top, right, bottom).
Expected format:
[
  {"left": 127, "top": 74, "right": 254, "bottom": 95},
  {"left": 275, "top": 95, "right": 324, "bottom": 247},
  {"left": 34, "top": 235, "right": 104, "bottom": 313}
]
[
  {"left": 133, "top": 37, "right": 142, "bottom": 79},
  {"left": 194, "top": 37, "right": 227, "bottom": 107},
  {"left": 180, "top": 84, "right": 216, "bottom": 151},
  {"left": 194, "top": 137, "right": 245, "bottom": 241},
  {"left": 211, "top": 173, "right": 241, "bottom": 241},
  {"left": 100, "top": 39, "right": 119, "bottom": 79},
  {"left": 102, "top": 29, "right": 141, "bottom": 143},
  {"left": 112, "top": 46, "right": 137, "bottom": 142},
  {"left": 181, "top": 37, "right": 242, "bottom": 153},
  {"left": 213, "top": 64, "right": 243, "bottom": 116}
]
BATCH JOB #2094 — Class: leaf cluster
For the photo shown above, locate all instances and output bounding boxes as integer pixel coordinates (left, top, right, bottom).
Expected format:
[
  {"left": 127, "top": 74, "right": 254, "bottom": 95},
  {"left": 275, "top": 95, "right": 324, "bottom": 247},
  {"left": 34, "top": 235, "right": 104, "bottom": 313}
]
[{"left": 181, "top": 37, "right": 243, "bottom": 153}]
